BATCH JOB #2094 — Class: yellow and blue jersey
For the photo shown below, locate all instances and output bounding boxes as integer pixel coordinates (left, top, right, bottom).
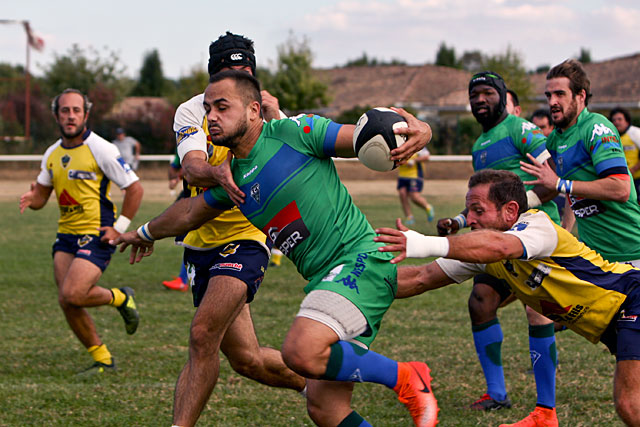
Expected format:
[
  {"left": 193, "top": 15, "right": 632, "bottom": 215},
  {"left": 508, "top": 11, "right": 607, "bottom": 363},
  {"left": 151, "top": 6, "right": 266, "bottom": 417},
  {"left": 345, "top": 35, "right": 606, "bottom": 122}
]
[
  {"left": 437, "top": 210, "right": 640, "bottom": 343},
  {"left": 36, "top": 131, "right": 139, "bottom": 235},
  {"left": 178, "top": 112, "right": 267, "bottom": 251}
]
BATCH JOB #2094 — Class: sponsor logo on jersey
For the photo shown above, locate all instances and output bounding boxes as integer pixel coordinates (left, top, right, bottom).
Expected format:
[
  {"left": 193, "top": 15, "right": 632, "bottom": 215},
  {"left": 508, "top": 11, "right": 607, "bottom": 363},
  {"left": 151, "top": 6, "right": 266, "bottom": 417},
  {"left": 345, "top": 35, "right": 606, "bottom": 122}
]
[
  {"left": 504, "top": 260, "right": 518, "bottom": 277},
  {"left": 176, "top": 126, "right": 199, "bottom": 145},
  {"left": 479, "top": 139, "right": 492, "bottom": 146},
  {"left": 322, "top": 264, "right": 344, "bottom": 282},
  {"left": 250, "top": 183, "right": 260, "bottom": 204},
  {"left": 509, "top": 222, "right": 529, "bottom": 232},
  {"left": 243, "top": 165, "right": 258, "bottom": 179},
  {"left": 590, "top": 123, "right": 614, "bottom": 142},
  {"left": 77, "top": 249, "right": 92, "bottom": 256},
  {"left": 525, "top": 263, "right": 551, "bottom": 290},
  {"left": 557, "top": 156, "right": 564, "bottom": 174},
  {"left": 77, "top": 235, "right": 92, "bottom": 247},
  {"left": 61, "top": 154, "right": 71, "bottom": 169},
  {"left": 521, "top": 121, "right": 536, "bottom": 135},
  {"left": 287, "top": 114, "right": 306, "bottom": 127},
  {"left": 212, "top": 262, "right": 243, "bottom": 271},
  {"left": 334, "top": 252, "right": 369, "bottom": 295},
  {"left": 480, "top": 151, "right": 487, "bottom": 165},
  {"left": 59, "top": 190, "right": 83, "bottom": 215},
  {"left": 569, "top": 196, "right": 606, "bottom": 218},
  {"left": 263, "top": 201, "right": 311, "bottom": 256},
  {"left": 348, "top": 369, "right": 363, "bottom": 382},
  {"left": 68, "top": 170, "right": 97, "bottom": 180},
  {"left": 219, "top": 243, "right": 239, "bottom": 258}
]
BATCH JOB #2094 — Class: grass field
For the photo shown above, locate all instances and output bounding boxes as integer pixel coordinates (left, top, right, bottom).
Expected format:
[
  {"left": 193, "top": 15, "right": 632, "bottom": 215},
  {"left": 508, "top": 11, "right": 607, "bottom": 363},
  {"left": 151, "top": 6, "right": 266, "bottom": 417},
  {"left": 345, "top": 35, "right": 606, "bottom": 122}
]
[{"left": 0, "top": 193, "right": 623, "bottom": 426}]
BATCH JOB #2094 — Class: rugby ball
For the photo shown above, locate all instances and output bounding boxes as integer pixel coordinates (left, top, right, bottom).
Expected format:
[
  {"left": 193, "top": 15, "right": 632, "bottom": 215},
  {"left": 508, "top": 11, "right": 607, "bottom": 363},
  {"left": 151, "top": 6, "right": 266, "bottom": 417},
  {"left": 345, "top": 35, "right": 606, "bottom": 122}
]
[{"left": 353, "top": 107, "right": 408, "bottom": 172}]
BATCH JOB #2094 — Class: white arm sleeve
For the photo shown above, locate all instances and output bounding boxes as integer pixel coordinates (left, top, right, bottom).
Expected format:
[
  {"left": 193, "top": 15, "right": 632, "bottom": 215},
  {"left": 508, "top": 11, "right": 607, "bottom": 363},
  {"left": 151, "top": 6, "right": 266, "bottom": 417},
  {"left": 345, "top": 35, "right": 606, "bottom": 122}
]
[
  {"left": 175, "top": 94, "right": 208, "bottom": 162},
  {"left": 435, "top": 258, "right": 485, "bottom": 283},
  {"left": 36, "top": 141, "right": 60, "bottom": 187},
  {"left": 87, "top": 134, "right": 139, "bottom": 189},
  {"left": 504, "top": 211, "right": 558, "bottom": 260}
]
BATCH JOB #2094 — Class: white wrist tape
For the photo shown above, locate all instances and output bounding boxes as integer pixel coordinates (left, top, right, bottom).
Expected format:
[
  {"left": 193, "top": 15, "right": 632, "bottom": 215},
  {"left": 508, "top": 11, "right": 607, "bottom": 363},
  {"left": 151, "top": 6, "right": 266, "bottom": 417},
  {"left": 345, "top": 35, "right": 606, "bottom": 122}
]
[
  {"left": 137, "top": 222, "right": 155, "bottom": 242},
  {"left": 526, "top": 190, "right": 542, "bottom": 208},
  {"left": 113, "top": 215, "right": 131, "bottom": 234},
  {"left": 402, "top": 230, "right": 450, "bottom": 258}
]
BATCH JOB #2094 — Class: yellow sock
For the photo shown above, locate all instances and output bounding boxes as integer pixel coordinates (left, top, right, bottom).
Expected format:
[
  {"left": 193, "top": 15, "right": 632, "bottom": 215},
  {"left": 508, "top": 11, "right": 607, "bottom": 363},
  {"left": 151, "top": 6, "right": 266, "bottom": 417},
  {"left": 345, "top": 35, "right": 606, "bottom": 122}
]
[
  {"left": 88, "top": 344, "right": 112, "bottom": 365},
  {"left": 109, "top": 288, "right": 126, "bottom": 307}
]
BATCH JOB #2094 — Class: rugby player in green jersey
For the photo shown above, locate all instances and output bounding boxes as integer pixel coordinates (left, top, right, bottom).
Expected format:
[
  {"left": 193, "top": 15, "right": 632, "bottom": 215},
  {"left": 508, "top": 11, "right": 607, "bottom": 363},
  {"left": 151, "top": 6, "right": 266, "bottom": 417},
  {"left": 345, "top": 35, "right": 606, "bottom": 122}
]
[
  {"left": 375, "top": 169, "right": 640, "bottom": 427},
  {"left": 114, "top": 70, "right": 437, "bottom": 427},
  {"left": 438, "top": 72, "right": 560, "bottom": 423},
  {"left": 522, "top": 59, "right": 640, "bottom": 267}
]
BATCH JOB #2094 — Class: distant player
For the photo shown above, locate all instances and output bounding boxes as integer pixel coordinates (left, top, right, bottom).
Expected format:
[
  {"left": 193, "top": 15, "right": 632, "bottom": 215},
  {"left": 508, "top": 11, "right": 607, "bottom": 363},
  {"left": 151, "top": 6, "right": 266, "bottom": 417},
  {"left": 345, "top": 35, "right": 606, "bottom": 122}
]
[
  {"left": 20, "top": 88, "right": 143, "bottom": 374},
  {"left": 610, "top": 107, "right": 640, "bottom": 197},
  {"left": 114, "top": 70, "right": 437, "bottom": 426},
  {"left": 375, "top": 169, "right": 640, "bottom": 427},
  {"left": 396, "top": 147, "right": 434, "bottom": 224}
]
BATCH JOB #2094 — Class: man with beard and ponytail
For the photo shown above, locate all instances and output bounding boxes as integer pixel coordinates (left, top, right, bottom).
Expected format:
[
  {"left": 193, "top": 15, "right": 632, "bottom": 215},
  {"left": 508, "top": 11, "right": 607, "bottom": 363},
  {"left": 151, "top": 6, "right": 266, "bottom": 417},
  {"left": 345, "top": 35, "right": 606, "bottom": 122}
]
[
  {"left": 521, "top": 60, "right": 640, "bottom": 271},
  {"left": 436, "top": 72, "right": 562, "bottom": 426},
  {"left": 19, "top": 88, "right": 143, "bottom": 374}
]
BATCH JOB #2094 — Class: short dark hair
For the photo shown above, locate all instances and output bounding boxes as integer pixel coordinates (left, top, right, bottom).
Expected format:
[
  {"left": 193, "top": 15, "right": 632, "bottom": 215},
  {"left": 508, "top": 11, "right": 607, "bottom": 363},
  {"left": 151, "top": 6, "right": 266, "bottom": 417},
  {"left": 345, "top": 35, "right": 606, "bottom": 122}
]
[
  {"left": 209, "top": 69, "right": 262, "bottom": 107},
  {"left": 51, "top": 88, "right": 92, "bottom": 116},
  {"left": 609, "top": 107, "right": 631, "bottom": 125},
  {"left": 507, "top": 89, "right": 519, "bottom": 107},
  {"left": 531, "top": 108, "right": 552, "bottom": 123},
  {"left": 468, "top": 169, "right": 528, "bottom": 215},
  {"left": 546, "top": 59, "right": 592, "bottom": 106}
]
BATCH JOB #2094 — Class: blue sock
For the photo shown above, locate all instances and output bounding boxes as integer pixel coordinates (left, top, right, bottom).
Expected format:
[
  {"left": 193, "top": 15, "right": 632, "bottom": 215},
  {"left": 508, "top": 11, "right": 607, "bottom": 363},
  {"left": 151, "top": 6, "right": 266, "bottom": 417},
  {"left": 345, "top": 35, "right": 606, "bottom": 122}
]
[
  {"left": 529, "top": 323, "right": 557, "bottom": 408},
  {"left": 179, "top": 263, "right": 188, "bottom": 283},
  {"left": 337, "top": 410, "right": 372, "bottom": 427},
  {"left": 323, "top": 341, "right": 398, "bottom": 388},
  {"left": 472, "top": 318, "right": 507, "bottom": 401}
]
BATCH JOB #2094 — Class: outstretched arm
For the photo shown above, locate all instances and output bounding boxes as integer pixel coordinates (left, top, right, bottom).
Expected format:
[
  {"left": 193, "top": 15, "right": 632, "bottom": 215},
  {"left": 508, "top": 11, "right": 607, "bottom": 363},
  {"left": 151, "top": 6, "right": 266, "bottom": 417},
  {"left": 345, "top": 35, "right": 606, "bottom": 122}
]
[
  {"left": 111, "top": 193, "right": 224, "bottom": 263},
  {"left": 395, "top": 263, "right": 455, "bottom": 298},
  {"left": 375, "top": 218, "right": 524, "bottom": 264}
]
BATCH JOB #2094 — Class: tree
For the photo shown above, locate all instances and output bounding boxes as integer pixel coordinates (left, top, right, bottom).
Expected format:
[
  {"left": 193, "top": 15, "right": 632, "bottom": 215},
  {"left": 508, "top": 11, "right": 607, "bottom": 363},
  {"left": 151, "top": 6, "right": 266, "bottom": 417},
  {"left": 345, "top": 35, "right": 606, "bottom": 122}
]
[
  {"left": 41, "top": 44, "right": 126, "bottom": 97},
  {"left": 131, "top": 49, "right": 166, "bottom": 96},
  {"left": 344, "top": 52, "right": 378, "bottom": 67},
  {"left": 577, "top": 47, "right": 592, "bottom": 64},
  {"left": 435, "top": 42, "right": 458, "bottom": 68},
  {"left": 262, "top": 33, "right": 330, "bottom": 114},
  {"left": 458, "top": 50, "right": 484, "bottom": 73},
  {"left": 482, "top": 45, "right": 532, "bottom": 102},
  {"left": 167, "top": 65, "right": 209, "bottom": 106}
]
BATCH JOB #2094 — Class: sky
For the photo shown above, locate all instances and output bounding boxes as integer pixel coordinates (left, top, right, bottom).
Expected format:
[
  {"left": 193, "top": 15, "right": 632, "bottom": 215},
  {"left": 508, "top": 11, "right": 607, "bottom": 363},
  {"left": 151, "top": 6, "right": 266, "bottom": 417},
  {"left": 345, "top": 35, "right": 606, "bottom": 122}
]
[{"left": 3, "top": 0, "right": 640, "bottom": 80}]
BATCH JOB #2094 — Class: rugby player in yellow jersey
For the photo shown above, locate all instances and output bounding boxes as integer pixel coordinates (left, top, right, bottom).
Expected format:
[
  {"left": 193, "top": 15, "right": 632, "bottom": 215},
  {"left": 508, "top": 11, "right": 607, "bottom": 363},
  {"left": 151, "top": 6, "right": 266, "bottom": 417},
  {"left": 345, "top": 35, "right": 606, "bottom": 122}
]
[
  {"left": 396, "top": 147, "right": 434, "bottom": 225},
  {"left": 169, "top": 33, "right": 305, "bottom": 427},
  {"left": 376, "top": 169, "right": 640, "bottom": 426},
  {"left": 19, "top": 89, "right": 144, "bottom": 374}
]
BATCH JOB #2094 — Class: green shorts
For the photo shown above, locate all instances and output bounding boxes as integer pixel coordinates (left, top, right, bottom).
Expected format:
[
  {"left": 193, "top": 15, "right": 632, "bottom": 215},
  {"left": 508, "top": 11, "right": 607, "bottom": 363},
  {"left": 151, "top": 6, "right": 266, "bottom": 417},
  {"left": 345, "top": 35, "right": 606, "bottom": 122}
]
[{"left": 305, "top": 250, "right": 397, "bottom": 347}]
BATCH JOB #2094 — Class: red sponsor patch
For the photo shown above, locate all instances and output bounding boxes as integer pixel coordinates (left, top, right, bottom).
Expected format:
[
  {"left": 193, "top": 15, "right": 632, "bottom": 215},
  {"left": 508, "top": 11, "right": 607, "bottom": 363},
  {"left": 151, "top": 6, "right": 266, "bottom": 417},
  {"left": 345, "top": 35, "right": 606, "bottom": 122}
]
[
  {"left": 59, "top": 189, "right": 79, "bottom": 206},
  {"left": 263, "top": 201, "right": 302, "bottom": 243},
  {"left": 540, "top": 300, "right": 571, "bottom": 316},
  {"left": 212, "top": 262, "right": 243, "bottom": 271},
  {"left": 77, "top": 249, "right": 92, "bottom": 256}
]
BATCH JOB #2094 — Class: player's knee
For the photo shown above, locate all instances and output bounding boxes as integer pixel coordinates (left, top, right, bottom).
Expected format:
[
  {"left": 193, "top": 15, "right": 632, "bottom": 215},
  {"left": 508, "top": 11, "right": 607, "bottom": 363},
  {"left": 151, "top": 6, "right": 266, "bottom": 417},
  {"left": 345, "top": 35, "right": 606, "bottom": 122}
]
[
  {"left": 282, "top": 340, "right": 320, "bottom": 378},
  {"left": 306, "top": 399, "right": 329, "bottom": 426},
  {"left": 58, "top": 287, "right": 83, "bottom": 307},
  {"left": 189, "top": 323, "right": 221, "bottom": 357},
  {"left": 468, "top": 288, "right": 499, "bottom": 324}
]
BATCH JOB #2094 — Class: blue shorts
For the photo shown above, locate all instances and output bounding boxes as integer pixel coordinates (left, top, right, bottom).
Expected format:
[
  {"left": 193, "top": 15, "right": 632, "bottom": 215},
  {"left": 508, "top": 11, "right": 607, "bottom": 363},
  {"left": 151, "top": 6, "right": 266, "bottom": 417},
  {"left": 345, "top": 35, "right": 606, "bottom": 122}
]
[
  {"left": 183, "top": 240, "right": 269, "bottom": 307},
  {"left": 473, "top": 273, "right": 513, "bottom": 302},
  {"left": 600, "top": 286, "right": 640, "bottom": 361},
  {"left": 397, "top": 178, "right": 423, "bottom": 193},
  {"left": 52, "top": 233, "right": 115, "bottom": 272}
]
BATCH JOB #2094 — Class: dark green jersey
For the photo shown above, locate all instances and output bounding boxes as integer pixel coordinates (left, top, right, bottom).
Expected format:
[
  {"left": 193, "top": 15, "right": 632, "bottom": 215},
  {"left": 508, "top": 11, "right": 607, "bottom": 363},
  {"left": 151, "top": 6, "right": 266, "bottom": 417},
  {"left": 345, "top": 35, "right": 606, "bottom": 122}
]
[
  {"left": 203, "top": 114, "right": 390, "bottom": 282},
  {"left": 472, "top": 114, "right": 560, "bottom": 224},
  {"left": 546, "top": 108, "right": 640, "bottom": 261}
]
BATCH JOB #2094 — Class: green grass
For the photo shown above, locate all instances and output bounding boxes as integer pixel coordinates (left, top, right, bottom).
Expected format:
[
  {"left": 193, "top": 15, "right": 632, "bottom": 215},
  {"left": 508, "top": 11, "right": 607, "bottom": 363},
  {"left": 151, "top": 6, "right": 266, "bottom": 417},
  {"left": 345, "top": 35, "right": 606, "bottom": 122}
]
[{"left": 0, "top": 195, "right": 622, "bottom": 426}]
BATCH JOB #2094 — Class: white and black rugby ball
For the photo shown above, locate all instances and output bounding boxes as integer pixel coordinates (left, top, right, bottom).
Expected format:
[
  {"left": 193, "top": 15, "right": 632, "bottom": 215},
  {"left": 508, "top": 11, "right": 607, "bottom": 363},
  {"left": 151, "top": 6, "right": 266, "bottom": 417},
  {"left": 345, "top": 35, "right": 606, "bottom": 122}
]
[{"left": 353, "top": 107, "right": 408, "bottom": 172}]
